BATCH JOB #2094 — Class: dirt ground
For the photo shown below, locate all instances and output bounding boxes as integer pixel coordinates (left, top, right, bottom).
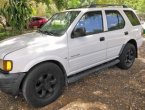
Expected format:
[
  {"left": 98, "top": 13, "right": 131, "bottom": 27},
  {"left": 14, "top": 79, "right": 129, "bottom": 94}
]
[{"left": 0, "top": 40, "right": 145, "bottom": 110}]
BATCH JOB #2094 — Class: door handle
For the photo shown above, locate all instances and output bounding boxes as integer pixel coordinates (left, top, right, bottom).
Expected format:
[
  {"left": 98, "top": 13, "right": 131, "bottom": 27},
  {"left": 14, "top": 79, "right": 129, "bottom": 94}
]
[
  {"left": 100, "top": 37, "right": 105, "bottom": 41},
  {"left": 71, "top": 54, "right": 80, "bottom": 58},
  {"left": 124, "top": 31, "right": 128, "bottom": 35}
]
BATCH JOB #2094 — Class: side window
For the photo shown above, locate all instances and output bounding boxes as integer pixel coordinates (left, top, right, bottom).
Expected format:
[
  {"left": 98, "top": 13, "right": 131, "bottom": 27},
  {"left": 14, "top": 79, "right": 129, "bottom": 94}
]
[
  {"left": 73, "top": 11, "right": 103, "bottom": 37},
  {"left": 124, "top": 10, "right": 140, "bottom": 26},
  {"left": 106, "top": 11, "right": 125, "bottom": 31}
]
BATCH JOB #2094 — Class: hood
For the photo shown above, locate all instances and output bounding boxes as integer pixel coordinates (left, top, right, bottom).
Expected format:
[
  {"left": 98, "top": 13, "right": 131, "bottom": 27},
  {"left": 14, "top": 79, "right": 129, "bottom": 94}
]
[{"left": 0, "top": 32, "right": 58, "bottom": 58}]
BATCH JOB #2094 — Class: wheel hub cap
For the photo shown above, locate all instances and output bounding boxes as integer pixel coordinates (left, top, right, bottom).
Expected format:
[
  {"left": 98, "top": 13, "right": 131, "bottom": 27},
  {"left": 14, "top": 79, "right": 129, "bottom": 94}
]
[{"left": 35, "top": 73, "right": 57, "bottom": 98}]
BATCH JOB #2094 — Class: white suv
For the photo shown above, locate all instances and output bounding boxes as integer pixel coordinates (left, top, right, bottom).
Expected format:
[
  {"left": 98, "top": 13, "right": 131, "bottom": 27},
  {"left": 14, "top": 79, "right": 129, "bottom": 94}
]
[{"left": 0, "top": 4, "right": 143, "bottom": 107}]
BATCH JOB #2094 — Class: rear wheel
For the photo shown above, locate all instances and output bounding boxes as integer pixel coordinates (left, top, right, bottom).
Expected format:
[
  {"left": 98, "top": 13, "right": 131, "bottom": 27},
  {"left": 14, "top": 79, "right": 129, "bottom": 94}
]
[
  {"left": 22, "top": 62, "right": 65, "bottom": 107},
  {"left": 117, "top": 43, "right": 136, "bottom": 69}
]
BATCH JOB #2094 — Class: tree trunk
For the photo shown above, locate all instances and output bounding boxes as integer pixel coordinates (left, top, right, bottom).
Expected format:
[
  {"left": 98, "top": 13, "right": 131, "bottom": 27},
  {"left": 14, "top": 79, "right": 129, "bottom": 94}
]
[{"left": 0, "top": 16, "right": 6, "bottom": 31}]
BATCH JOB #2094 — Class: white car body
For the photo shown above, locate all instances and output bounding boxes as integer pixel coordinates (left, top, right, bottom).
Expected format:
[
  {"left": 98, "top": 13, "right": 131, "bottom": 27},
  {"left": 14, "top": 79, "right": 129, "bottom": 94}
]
[
  {"left": 0, "top": 7, "right": 143, "bottom": 76},
  {"left": 0, "top": 6, "right": 144, "bottom": 107}
]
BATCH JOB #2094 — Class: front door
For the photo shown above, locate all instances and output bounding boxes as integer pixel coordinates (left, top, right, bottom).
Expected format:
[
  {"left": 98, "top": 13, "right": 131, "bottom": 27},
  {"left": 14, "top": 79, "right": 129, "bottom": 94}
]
[{"left": 68, "top": 11, "right": 107, "bottom": 75}]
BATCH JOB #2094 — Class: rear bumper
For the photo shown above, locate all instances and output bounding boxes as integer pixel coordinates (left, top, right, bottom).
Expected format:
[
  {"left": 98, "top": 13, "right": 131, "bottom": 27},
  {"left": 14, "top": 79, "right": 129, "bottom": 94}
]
[{"left": 0, "top": 72, "right": 25, "bottom": 96}]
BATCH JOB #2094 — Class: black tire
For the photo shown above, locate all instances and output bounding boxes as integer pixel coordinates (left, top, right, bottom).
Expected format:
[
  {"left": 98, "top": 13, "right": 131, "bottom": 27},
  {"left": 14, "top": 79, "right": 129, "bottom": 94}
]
[
  {"left": 22, "top": 62, "right": 65, "bottom": 108},
  {"left": 117, "top": 43, "right": 136, "bottom": 69}
]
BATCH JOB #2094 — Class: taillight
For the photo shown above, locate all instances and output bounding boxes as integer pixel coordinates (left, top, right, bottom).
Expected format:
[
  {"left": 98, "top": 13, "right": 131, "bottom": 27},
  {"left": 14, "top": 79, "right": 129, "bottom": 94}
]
[{"left": 39, "top": 20, "right": 43, "bottom": 23}]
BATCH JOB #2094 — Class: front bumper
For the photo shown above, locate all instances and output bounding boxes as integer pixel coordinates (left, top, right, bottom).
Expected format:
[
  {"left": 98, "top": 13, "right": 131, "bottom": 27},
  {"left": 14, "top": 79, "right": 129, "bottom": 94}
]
[{"left": 0, "top": 72, "right": 25, "bottom": 96}]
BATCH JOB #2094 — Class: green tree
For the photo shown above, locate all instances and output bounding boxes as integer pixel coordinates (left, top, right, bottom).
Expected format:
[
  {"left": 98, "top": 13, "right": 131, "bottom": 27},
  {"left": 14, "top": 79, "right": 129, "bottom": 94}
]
[
  {"left": 137, "top": 0, "right": 145, "bottom": 13},
  {"left": 0, "top": 0, "right": 32, "bottom": 31},
  {"left": 0, "top": 0, "right": 7, "bottom": 8},
  {"left": 35, "top": 0, "right": 50, "bottom": 8},
  {"left": 67, "top": 0, "right": 80, "bottom": 8}
]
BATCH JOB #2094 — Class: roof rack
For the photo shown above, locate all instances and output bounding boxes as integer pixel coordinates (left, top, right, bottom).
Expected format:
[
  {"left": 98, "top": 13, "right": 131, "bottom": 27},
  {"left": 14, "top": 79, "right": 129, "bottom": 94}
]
[
  {"left": 67, "top": 4, "right": 128, "bottom": 10},
  {"left": 88, "top": 4, "right": 128, "bottom": 8}
]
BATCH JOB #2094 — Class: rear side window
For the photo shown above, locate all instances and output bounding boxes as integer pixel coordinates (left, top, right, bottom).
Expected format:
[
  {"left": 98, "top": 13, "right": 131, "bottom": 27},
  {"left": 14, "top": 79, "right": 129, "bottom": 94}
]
[
  {"left": 124, "top": 10, "right": 140, "bottom": 26},
  {"left": 106, "top": 11, "right": 125, "bottom": 31}
]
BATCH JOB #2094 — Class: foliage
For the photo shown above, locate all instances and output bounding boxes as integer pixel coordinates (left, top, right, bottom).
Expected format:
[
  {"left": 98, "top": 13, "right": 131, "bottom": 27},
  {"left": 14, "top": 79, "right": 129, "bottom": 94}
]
[
  {"left": 0, "top": 31, "right": 13, "bottom": 40},
  {"left": 0, "top": 0, "right": 7, "bottom": 8},
  {"left": 32, "top": 0, "right": 145, "bottom": 13},
  {"left": 53, "top": 0, "right": 66, "bottom": 10},
  {"left": 67, "top": 0, "right": 80, "bottom": 8},
  {"left": 0, "top": 16, "right": 6, "bottom": 30},
  {"left": 0, "top": 26, "right": 17, "bottom": 40},
  {"left": 136, "top": 0, "right": 145, "bottom": 13},
  {"left": 0, "top": 0, "right": 32, "bottom": 32}
]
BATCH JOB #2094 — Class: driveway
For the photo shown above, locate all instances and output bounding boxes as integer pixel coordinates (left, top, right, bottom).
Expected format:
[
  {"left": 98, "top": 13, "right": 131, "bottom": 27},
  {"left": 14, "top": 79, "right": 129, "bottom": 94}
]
[{"left": 0, "top": 40, "right": 145, "bottom": 110}]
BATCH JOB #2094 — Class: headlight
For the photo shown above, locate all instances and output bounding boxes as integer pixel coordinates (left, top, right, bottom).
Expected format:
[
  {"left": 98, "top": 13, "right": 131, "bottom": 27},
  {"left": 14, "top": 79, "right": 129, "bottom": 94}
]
[{"left": 0, "top": 60, "right": 13, "bottom": 72}]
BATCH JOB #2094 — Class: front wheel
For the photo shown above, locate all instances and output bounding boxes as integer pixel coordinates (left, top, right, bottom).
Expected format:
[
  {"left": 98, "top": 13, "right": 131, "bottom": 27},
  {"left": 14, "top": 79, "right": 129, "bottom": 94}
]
[
  {"left": 22, "top": 62, "right": 65, "bottom": 107},
  {"left": 117, "top": 43, "right": 136, "bottom": 69}
]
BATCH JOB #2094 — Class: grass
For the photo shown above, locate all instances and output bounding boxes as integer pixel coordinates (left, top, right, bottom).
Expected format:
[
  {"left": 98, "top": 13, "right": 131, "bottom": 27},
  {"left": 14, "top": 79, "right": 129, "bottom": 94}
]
[
  {"left": 0, "top": 28, "right": 21, "bottom": 40},
  {"left": 0, "top": 31, "right": 18, "bottom": 40},
  {"left": 0, "top": 26, "right": 11, "bottom": 40},
  {"left": 0, "top": 26, "right": 35, "bottom": 41}
]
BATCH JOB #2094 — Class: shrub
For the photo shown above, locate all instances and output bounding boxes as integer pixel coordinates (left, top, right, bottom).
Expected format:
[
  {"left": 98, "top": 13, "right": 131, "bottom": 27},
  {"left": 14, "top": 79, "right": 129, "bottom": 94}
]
[{"left": 0, "top": 0, "right": 32, "bottom": 32}]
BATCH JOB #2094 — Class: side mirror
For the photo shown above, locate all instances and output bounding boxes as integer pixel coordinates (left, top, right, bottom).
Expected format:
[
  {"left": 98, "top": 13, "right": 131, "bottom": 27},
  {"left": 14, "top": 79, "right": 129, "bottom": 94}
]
[{"left": 72, "top": 27, "right": 86, "bottom": 38}]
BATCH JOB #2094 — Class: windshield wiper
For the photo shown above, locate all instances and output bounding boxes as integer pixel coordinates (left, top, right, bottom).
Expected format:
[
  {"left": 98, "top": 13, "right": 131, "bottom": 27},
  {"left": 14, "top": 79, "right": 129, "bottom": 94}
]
[
  {"left": 37, "top": 30, "right": 45, "bottom": 34},
  {"left": 45, "top": 31, "right": 55, "bottom": 36},
  {"left": 37, "top": 30, "right": 55, "bottom": 36}
]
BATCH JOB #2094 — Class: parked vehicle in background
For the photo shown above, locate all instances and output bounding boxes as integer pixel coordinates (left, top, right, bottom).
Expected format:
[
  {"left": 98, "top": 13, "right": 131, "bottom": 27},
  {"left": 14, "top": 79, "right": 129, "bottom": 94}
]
[
  {"left": 29, "top": 17, "right": 48, "bottom": 28},
  {"left": 0, "top": 4, "right": 143, "bottom": 108}
]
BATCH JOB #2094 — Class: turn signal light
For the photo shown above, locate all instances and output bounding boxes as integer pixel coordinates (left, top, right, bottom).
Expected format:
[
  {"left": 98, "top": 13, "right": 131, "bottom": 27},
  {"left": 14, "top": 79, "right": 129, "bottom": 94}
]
[{"left": 3, "top": 60, "right": 13, "bottom": 72}]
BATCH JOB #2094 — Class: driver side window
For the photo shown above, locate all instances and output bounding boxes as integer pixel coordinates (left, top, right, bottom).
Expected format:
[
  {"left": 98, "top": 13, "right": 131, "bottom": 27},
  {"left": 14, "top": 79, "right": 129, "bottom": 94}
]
[{"left": 72, "top": 11, "right": 103, "bottom": 38}]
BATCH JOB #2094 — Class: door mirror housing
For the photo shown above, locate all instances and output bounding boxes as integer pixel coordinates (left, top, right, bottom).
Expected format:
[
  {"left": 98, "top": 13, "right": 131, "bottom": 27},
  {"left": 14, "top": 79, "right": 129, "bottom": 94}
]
[{"left": 72, "top": 27, "right": 86, "bottom": 38}]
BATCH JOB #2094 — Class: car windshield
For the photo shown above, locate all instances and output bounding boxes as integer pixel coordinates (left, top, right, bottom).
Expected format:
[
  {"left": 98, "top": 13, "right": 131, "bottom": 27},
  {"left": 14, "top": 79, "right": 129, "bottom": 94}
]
[{"left": 38, "top": 11, "right": 80, "bottom": 36}]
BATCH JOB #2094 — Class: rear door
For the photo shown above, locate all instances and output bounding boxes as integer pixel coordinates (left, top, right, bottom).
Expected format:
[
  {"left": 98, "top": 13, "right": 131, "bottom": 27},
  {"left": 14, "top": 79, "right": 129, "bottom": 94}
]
[
  {"left": 68, "top": 11, "right": 107, "bottom": 75},
  {"left": 104, "top": 10, "right": 126, "bottom": 60}
]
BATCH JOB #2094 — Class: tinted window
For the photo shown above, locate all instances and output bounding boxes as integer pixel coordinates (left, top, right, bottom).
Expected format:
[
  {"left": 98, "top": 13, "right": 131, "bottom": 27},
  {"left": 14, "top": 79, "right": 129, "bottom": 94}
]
[
  {"left": 124, "top": 10, "right": 140, "bottom": 26},
  {"left": 75, "top": 11, "right": 103, "bottom": 35},
  {"left": 106, "top": 11, "right": 125, "bottom": 31}
]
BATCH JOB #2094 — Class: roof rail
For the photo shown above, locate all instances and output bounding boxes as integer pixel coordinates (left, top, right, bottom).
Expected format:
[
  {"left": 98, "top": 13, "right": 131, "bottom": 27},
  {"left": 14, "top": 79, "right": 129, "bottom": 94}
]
[
  {"left": 89, "top": 4, "right": 128, "bottom": 8},
  {"left": 67, "top": 4, "right": 128, "bottom": 10}
]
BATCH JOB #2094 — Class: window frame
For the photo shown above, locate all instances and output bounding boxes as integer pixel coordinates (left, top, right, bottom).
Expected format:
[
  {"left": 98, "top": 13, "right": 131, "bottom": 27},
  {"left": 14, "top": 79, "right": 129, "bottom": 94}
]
[
  {"left": 124, "top": 10, "right": 140, "bottom": 26},
  {"left": 71, "top": 11, "right": 104, "bottom": 38},
  {"left": 105, "top": 10, "right": 125, "bottom": 32}
]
